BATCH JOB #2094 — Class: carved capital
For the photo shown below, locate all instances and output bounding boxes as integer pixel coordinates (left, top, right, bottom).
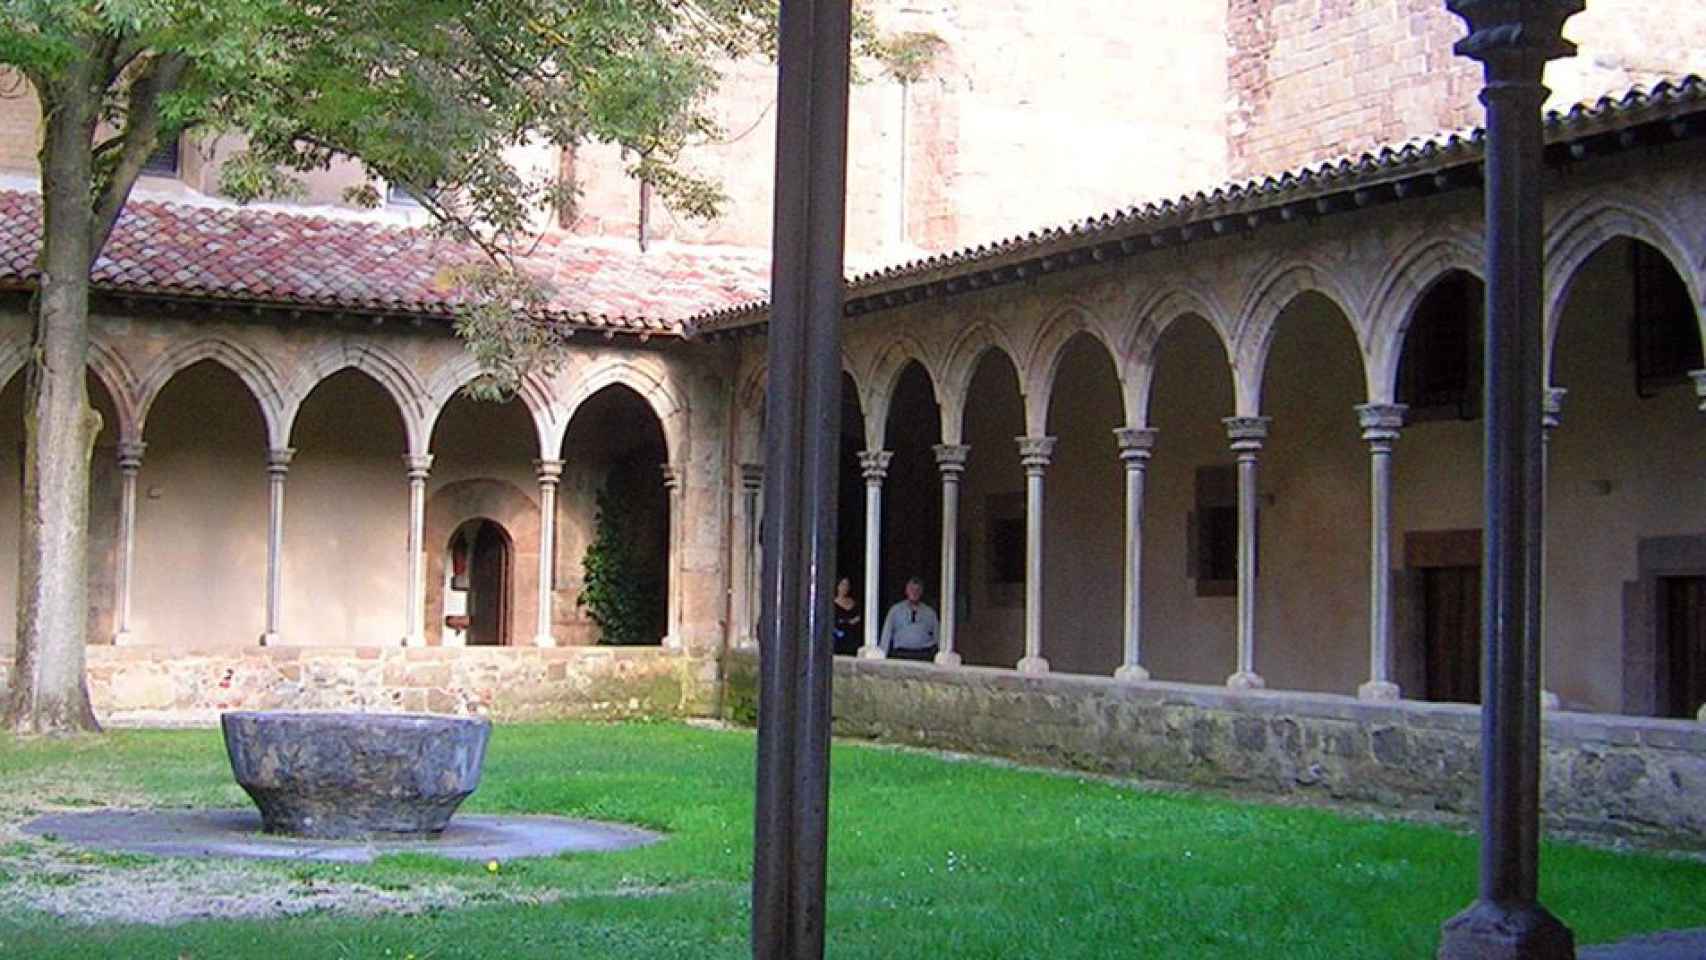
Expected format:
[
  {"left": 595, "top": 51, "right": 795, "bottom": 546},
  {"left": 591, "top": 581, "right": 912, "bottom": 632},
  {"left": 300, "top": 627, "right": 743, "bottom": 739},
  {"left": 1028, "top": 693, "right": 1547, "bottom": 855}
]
[
  {"left": 933, "top": 444, "right": 970, "bottom": 476},
  {"left": 1356, "top": 403, "right": 1406, "bottom": 444},
  {"left": 534, "top": 458, "right": 564, "bottom": 486},
  {"left": 1542, "top": 386, "right": 1567, "bottom": 434},
  {"left": 1690, "top": 370, "right": 1705, "bottom": 414},
  {"left": 116, "top": 440, "right": 146, "bottom": 473},
  {"left": 740, "top": 462, "right": 765, "bottom": 491},
  {"left": 858, "top": 449, "right": 893, "bottom": 482},
  {"left": 1016, "top": 435, "right": 1056, "bottom": 472},
  {"left": 403, "top": 453, "right": 434, "bottom": 481},
  {"left": 265, "top": 447, "right": 296, "bottom": 476},
  {"left": 1446, "top": 1, "right": 1583, "bottom": 76},
  {"left": 1222, "top": 416, "right": 1271, "bottom": 452},
  {"left": 1114, "top": 427, "right": 1157, "bottom": 465}
]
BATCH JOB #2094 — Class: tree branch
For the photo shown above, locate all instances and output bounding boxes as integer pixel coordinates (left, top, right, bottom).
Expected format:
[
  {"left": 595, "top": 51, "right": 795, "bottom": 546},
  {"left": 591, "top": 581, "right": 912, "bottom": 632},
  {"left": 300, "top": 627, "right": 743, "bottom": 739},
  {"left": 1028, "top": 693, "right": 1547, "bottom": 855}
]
[{"left": 88, "top": 52, "right": 190, "bottom": 257}]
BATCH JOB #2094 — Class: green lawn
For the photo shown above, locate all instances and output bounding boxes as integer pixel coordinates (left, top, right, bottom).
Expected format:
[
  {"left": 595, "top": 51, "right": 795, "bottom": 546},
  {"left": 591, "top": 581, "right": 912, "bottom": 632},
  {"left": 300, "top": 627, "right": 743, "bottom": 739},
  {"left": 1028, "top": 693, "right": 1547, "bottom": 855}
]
[{"left": 0, "top": 722, "right": 1700, "bottom": 959}]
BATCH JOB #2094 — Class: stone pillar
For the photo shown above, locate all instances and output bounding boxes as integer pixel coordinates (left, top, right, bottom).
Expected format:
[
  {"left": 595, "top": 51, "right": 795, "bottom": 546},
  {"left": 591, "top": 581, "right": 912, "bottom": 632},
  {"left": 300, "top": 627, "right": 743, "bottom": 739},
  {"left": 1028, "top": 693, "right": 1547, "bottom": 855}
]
[
  {"left": 857, "top": 450, "right": 892, "bottom": 658},
  {"left": 260, "top": 447, "right": 294, "bottom": 647},
  {"left": 1539, "top": 388, "right": 1566, "bottom": 710},
  {"left": 533, "top": 458, "right": 563, "bottom": 647},
  {"left": 402, "top": 453, "right": 433, "bottom": 647},
  {"left": 1223, "top": 417, "right": 1269, "bottom": 689},
  {"left": 662, "top": 464, "right": 684, "bottom": 648},
  {"left": 933, "top": 444, "right": 970, "bottom": 666},
  {"left": 111, "top": 441, "right": 145, "bottom": 646},
  {"left": 1016, "top": 436, "right": 1055, "bottom": 675},
  {"left": 1358, "top": 404, "right": 1406, "bottom": 701},
  {"left": 1440, "top": 4, "right": 1583, "bottom": 958},
  {"left": 1114, "top": 428, "right": 1157, "bottom": 681},
  {"left": 739, "top": 463, "right": 765, "bottom": 649}
]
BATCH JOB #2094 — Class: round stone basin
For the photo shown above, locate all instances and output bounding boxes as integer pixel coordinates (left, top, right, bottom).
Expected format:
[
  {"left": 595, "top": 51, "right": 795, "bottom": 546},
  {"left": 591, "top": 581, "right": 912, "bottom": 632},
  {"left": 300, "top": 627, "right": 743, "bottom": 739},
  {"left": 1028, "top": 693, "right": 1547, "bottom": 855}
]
[{"left": 221, "top": 711, "right": 491, "bottom": 840}]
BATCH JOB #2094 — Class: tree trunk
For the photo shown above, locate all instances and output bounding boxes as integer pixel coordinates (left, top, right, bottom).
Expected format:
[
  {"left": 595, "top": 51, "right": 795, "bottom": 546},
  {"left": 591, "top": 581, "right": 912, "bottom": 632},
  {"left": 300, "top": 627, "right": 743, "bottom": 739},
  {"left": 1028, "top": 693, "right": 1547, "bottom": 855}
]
[{"left": 6, "top": 78, "right": 103, "bottom": 735}]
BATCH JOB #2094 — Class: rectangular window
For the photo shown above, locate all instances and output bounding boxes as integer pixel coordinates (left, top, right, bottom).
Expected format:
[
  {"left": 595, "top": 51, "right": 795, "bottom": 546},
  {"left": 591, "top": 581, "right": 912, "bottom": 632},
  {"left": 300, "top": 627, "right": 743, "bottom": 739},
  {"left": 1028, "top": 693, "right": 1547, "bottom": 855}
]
[
  {"left": 1190, "top": 465, "right": 1237, "bottom": 597},
  {"left": 1398, "top": 272, "right": 1482, "bottom": 421},
  {"left": 1631, "top": 243, "right": 1703, "bottom": 397}
]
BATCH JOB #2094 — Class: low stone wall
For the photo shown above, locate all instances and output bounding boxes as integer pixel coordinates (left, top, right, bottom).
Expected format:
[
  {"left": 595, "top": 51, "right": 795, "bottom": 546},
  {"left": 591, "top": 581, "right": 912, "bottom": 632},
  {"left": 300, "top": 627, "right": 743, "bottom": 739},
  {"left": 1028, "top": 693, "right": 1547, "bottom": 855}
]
[
  {"left": 724, "top": 652, "right": 1706, "bottom": 847},
  {"left": 0, "top": 645, "right": 717, "bottom": 727}
]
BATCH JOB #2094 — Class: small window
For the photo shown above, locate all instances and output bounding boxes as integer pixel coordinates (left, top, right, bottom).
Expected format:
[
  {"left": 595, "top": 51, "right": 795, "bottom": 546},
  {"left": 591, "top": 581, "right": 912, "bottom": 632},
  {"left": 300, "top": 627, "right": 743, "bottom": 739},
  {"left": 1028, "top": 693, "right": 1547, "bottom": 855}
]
[
  {"left": 140, "top": 135, "right": 180, "bottom": 176},
  {"left": 1398, "top": 272, "right": 1483, "bottom": 421},
  {"left": 1631, "top": 243, "right": 1703, "bottom": 397},
  {"left": 1190, "top": 465, "right": 1237, "bottom": 596}
]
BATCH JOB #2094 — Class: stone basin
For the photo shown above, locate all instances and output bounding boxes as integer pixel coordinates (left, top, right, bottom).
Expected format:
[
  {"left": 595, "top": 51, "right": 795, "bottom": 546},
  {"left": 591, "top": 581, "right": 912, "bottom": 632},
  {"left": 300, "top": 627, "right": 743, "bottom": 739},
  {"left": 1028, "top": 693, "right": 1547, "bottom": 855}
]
[{"left": 221, "top": 711, "right": 491, "bottom": 840}]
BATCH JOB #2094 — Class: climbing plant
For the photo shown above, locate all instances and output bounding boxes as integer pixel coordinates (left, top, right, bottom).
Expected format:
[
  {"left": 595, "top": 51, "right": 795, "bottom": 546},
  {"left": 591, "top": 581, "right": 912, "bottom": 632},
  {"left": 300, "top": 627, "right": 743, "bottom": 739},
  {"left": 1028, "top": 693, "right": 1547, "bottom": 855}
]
[{"left": 578, "top": 476, "right": 665, "bottom": 646}]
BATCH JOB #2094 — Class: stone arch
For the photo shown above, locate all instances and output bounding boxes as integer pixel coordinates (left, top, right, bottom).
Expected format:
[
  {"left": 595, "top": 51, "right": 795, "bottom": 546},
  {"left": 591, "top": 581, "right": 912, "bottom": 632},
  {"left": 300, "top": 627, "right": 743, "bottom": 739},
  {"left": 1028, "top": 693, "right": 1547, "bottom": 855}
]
[
  {"left": 423, "top": 477, "right": 540, "bottom": 647},
  {"left": 422, "top": 354, "right": 557, "bottom": 462},
  {"left": 136, "top": 336, "right": 289, "bottom": 448},
  {"left": 939, "top": 322, "right": 1023, "bottom": 446},
  {"left": 1544, "top": 196, "right": 1703, "bottom": 379},
  {"left": 0, "top": 337, "right": 142, "bottom": 443},
  {"left": 1124, "top": 287, "right": 1237, "bottom": 427},
  {"left": 860, "top": 335, "right": 937, "bottom": 450},
  {"left": 1021, "top": 304, "right": 1122, "bottom": 437},
  {"left": 1236, "top": 260, "right": 1368, "bottom": 414},
  {"left": 1365, "top": 236, "right": 1484, "bottom": 404},
  {"left": 553, "top": 357, "right": 689, "bottom": 466},
  {"left": 281, "top": 341, "right": 430, "bottom": 455}
]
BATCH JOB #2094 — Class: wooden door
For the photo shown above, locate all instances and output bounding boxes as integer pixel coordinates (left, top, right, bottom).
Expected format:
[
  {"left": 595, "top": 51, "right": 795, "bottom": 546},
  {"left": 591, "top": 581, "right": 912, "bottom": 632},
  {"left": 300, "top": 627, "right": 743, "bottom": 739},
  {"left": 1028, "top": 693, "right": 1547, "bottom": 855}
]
[
  {"left": 1423, "top": 565, "right": 1481, "bottom": 704},
  {"left": 1662, "top": 576, "right": 1706, "bottom": 718},
  {"left": 469, "top": 521, "right": 510, "bottom": 646}
]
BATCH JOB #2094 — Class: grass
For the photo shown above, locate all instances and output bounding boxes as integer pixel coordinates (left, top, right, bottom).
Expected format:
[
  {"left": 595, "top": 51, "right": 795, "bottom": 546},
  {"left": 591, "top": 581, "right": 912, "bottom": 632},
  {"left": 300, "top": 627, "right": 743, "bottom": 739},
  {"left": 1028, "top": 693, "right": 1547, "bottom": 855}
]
[{"left": 0, "top": 722, "right": 1700, "bottom": 958}]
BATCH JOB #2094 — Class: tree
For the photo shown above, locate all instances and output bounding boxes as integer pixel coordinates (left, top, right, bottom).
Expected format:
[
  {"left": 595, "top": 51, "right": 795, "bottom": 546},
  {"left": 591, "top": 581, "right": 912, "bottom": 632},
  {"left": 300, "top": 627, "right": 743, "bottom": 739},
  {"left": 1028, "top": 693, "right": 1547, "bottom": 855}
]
[{"left": 0, "top": 0, "right": 783, "bottom": 733}]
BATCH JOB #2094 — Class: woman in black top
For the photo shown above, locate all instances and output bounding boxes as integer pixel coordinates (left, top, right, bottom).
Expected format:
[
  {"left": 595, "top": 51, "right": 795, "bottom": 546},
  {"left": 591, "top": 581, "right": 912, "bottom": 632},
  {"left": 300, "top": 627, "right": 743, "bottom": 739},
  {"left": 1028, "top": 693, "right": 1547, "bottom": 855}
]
[{"left": 832, "top": 576, "right": 862, "bottom": 656}]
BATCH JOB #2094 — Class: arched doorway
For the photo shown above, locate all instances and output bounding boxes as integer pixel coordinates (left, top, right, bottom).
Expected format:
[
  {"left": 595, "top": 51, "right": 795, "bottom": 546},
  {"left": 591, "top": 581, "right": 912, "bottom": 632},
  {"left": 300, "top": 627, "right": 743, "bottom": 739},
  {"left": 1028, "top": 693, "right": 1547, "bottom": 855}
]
[
  {"left": 956, "top": 348, "right": 1025, "bottom": 668},
  {"left": 443, "top": 517, "right": 513, "bottom": 646}
]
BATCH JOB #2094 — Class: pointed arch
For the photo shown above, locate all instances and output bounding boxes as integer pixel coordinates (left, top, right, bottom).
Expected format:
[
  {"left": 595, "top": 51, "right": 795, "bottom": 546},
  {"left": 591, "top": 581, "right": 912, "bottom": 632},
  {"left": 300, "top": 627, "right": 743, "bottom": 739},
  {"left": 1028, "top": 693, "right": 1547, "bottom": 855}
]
[
  {"left": 554, "top": 357, "right": 689, "bottom": 464},
  {"left": 1365, "top": 235, "right": 1484, "bottom": 403},
  {"left": 1020, "top": 304, "right": 1122, "bottom": 437},
  {"left": 1544, "top": 195, "right": 1703, "bottom": 377},
  {"left": 136, "top": 336, "right": 289, "bottom": 448},
  {"left": 423, "top": 353, "right": 557, "bottom": 461},
  {"left": 859, "top": 334, "right": 937, "bottom": 450},
  {"left": 1124, "top": 287, "right": 1236, "bottom": 427},
  {"left": 86, "top": 338, "right": 142, "bottom": 443},
  {"left": 281, "top": 341, "right": 430, "bottom": 455},
  {"left": 939, "top": 322, "right": 1022, "bottom": 446},
  {"left": 1235, "top": 260, "right": 1367, "bottom": 415}
]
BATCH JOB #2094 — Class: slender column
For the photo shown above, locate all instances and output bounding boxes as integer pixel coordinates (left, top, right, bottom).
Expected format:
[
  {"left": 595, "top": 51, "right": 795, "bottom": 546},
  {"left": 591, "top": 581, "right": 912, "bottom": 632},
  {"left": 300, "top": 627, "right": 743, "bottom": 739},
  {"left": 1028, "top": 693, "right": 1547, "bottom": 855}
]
[
  {"left": 402, "top": 453, "right": 433, "bottom": 647},
  {"left": 533, "top": 459, "right": 563, "bottom": 647},
  {"left": 1223, "top": 417, "right": 1270, "bottom": 689},
  {"left": 1539, "top": 388, "right": 1566, "bottom": 710},
  {"left": 260, "top": 447, "right": 294, "bottom": 646},
  {"left": 1440, "top": 4, "right": 1583, "bottom": 957},
  {"left": 1358, "top": 404, "right": 1406, "bottom": 701},
  {"left": 739, "top": 463, "right": 765, "bottom": 649},
  {"left": 111, "top": 441, "right": 145, "bottom": 646},
  {"left": 856, "top": 450, "right": 892, "bottom": 658},
  {"left": 933, "top": 444, "right": 970, "bottom": 667},
  {"left": 1114, "top": 428, "right": 1157, "bottom": 681},
  {"left": 662, "top": 464, "right": 684, "bottom": 648},
  {"left": 1016, "top": 436, "right": 1055, "bottom": 675}
]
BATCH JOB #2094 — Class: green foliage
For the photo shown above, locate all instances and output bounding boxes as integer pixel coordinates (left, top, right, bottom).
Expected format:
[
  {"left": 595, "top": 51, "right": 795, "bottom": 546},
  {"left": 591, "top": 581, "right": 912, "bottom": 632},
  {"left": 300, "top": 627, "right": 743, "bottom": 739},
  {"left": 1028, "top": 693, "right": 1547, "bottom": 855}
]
[
  {"left": 873, "top": 30, "right": 945, "bottom": 84},
  {"left": 578, "top": 475, "right": 665, "bottom": 646}
]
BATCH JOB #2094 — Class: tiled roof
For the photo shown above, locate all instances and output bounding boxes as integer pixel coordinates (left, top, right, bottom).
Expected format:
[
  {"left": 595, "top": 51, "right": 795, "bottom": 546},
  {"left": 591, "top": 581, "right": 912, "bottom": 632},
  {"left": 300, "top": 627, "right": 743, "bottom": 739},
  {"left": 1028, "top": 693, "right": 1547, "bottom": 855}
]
[
  {"left": 0, "top": 189, "right": 770, "bottom": 336},
  {"left": 691, "top": 74, "right": 1706, "bottom": 333}
]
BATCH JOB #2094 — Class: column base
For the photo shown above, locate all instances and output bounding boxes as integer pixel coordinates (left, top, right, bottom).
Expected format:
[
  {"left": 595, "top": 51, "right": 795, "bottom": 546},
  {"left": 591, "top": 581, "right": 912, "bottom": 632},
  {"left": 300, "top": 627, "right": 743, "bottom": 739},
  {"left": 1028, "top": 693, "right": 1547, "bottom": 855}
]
[
  {"left": 933, "top": 650, "right": 962, "bottom": 667},
  {"left": 1697, "top": 703, "right": 1705, "bottom": 723},
  {"left": 259, "top": 632, "right": 281, "bottom": 647},
  {"left": 1438, "top": 899, "right": 1575, "bottom": 960},
  {"left": 1114, "top": 664, "right": 1151, "bottom": 682},
  {"left": 1542, "top": 689, "right": 1560, "bottom": 711},
  {"left": 662, "top": 634, "right": 683, "bottom": 651},
  {"left": 1016, "top": 656, "right": 1050, "bottom": 675},
  {"left": 532, "top": 634, "right": 558, "bottom": 648},
  {"left": 402, "top": 633, "right": 426, "bottom": 648},
  {"left": 1358, "top": 680, "right": 1401, "bottom": 701},
  {"left": 111, "top": 630, "right": 136, "bottom": 647},
  {"left": 858, "top": 644, "right": 886, "bottom": 660},
  {"left": 1226, "top": 670, "right": 1265, "bottom": 690}
]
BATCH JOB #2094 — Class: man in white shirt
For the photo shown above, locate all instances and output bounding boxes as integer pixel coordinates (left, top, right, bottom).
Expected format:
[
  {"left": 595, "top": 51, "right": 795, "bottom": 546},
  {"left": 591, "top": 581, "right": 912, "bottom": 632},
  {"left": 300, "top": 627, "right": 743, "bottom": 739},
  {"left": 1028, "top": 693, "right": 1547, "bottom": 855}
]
[{"left": 878, "top": 576, "right": 939, "bottom": 661}]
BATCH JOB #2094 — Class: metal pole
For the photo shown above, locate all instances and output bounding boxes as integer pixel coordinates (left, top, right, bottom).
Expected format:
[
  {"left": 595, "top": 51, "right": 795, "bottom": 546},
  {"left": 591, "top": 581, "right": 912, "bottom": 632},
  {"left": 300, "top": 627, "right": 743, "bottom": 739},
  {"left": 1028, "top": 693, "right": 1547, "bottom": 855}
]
[
  {"left": 752, "top": 1, "right": 852, "bottom": 957},
  {"left": 1440, "top": 3, "right": 1581, "bottom": 957}
]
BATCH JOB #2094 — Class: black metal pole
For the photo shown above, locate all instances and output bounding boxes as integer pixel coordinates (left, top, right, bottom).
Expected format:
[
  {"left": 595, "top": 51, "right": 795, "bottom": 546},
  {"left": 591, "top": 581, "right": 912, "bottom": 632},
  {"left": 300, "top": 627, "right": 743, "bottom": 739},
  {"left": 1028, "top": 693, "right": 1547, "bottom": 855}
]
[
  {"left": 1439, "top": 3, "right": 1581, "bottom": 958},
  {"left": 752, "top": 2, "right": 851, "bottom": 958}
]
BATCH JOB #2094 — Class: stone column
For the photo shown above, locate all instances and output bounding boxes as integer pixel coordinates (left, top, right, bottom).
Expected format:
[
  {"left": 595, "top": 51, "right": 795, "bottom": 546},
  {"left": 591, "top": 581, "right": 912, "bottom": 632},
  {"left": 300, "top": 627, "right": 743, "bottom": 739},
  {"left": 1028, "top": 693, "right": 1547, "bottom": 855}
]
[
  {"left": 1016, "top": 436, "right": 1055, "bottom": 675},
  {"left": 1223, "top": 417, "right": 1270, "bottom": 690},
  {"left": 662, "top": 464, "right": 684, "bottom": 648},
  {"left": 1440, "top": 4, "right": 1583, "bottom": 957},
  {"left": 260, "top": 447, "right": 294, "bottom": 647},
  {"left": 856, "top": 450, "right": 892, "bottom": 658},
  {"left": 739, "top": 463, "right": 765, "bottom": 649},
  {"left": 1114, "top": 428, "right": 1157, "bottom": 681},
  {"left": 111, "top": 441, "right": 145, "bottom": 646},
  {"left": 1358, "top": 404, "right": 1406, "bottom": 701},
  {"left": 402, "top": 453, "right": 433, "bottom": 647},
  {"left": 933, "top": 444, "right": 970, "bottom": 666},
  {"left": 1539, "top": 388, "right": 1566, "bottom": 710},
  {"left": 533, "top": 458, "right": 563, "bottom": 647}
]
